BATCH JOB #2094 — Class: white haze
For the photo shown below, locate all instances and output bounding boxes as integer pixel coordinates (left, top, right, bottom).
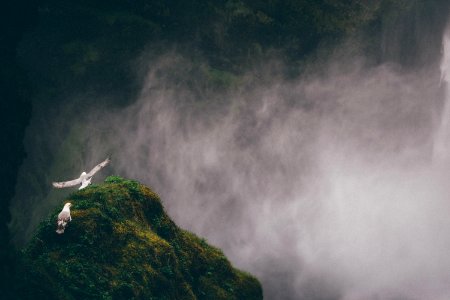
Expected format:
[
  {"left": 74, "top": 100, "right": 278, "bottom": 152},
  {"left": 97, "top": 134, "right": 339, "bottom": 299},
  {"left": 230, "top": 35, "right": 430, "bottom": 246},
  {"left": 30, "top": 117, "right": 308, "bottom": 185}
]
[
  {"left": 12, "top": 30, "right": 450, "bottom": 299},
  {"left": 87, "top": 52, "right": 446, "bottom": 299}
]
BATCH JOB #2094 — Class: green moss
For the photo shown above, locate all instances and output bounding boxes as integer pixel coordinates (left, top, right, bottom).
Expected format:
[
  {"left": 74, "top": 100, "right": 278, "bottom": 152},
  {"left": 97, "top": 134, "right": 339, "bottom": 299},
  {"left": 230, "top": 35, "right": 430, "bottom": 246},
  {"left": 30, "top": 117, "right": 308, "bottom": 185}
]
[
  {"left": 17, "top": 176, "right": 262, "bottom": 299},
  {"left": 201, "top": 65, "right": 239, "bottom": 89}
]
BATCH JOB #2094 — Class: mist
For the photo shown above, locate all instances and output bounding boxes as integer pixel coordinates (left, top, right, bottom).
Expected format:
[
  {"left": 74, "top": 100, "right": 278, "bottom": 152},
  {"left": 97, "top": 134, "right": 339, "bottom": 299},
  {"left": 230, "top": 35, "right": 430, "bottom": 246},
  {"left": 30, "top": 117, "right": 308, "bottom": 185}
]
[{"left": 11, "top": 22, "right": 450, "bottom": 299}]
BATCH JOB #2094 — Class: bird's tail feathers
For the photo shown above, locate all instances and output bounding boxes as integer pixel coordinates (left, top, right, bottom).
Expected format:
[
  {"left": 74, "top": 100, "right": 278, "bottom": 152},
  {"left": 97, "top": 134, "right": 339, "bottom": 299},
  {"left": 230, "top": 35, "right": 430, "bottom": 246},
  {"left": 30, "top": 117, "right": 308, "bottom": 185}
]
[{"left": 56, "top": 220, "right": 67, "bottom": 234}]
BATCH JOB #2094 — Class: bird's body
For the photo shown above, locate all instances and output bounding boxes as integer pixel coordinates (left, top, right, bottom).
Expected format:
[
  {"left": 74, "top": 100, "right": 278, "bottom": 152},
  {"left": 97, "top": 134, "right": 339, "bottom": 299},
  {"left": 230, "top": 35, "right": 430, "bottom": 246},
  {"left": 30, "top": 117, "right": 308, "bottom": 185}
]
[
  {"left": 56, "top": 203, "right": 72, "bottom": 234},
  {"left": 52, "top": 157, "right": 111, "bottom": 190},
  {"left": 79, "top": 172, "right": 91, "bottom": 190}
]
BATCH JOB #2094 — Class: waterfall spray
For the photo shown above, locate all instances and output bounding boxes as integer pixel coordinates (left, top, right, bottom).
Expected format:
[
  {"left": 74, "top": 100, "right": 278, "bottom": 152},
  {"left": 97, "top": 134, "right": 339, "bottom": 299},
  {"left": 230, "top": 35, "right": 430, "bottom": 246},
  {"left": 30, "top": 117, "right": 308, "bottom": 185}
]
[{"left": 434, "top": 28, "right": 450, "bottom": 162}]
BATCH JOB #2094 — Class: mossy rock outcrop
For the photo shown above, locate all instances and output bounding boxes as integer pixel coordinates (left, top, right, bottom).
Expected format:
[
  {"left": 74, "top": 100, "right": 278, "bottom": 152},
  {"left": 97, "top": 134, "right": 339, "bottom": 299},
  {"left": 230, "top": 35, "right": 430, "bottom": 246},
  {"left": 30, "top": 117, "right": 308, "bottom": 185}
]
[{"left": 17, "top": 176, "right": 262, "bottom": 300}]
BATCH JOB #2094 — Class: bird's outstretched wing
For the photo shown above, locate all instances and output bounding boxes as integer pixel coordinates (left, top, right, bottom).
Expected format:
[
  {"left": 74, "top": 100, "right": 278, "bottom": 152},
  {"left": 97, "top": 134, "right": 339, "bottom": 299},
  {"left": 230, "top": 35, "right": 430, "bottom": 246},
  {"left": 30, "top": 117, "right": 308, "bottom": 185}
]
[
  {"left": 86, "top": 157, "right": 111, "bottom": 177},
  {"left": 52, "top": 178, "right": 82, "bottom": 188}
]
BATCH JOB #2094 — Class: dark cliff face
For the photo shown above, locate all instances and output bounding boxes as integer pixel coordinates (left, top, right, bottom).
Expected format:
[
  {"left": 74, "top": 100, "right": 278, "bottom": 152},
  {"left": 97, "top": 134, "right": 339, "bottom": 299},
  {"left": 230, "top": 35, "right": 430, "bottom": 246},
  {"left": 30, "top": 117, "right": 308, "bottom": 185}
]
[
  {"left": 16, "top": 177, "right": 262, "bottom": 299},
  {"left": 16, "top": 0, "right": 382, "bottom": 108},
  {"left": 376, "top": 0, "right": 450, "bottom": 69},
  {"left": 0, "top": 0, "right": 38, "bottom": 297}
]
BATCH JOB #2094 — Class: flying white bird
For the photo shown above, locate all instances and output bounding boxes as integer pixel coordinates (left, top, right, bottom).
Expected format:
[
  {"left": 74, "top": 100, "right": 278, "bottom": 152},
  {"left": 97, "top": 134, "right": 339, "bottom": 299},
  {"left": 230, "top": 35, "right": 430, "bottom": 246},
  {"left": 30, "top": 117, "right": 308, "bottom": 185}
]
[
  {"left": 56, "top": 202, "right": 72, "bottom": 234},
  {"left": 52, "top": 157, "right": 111, "bottom": 190}
]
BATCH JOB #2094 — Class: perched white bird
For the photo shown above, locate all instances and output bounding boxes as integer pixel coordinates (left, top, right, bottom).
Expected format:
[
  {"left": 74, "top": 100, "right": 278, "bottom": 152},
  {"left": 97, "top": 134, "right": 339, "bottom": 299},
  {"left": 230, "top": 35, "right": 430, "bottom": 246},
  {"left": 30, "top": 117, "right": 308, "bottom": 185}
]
[
  {"left": 56, "top": 202, "right": 72, "bottom": 234},
  {"left": 52, "top": 157, "right": 111, "bottom": 190}
]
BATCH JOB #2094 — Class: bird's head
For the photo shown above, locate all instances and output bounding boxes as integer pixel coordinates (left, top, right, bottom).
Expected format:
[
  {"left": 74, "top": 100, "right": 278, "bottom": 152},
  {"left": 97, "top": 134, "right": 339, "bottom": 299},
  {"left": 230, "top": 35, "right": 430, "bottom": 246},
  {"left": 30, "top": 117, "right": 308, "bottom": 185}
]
[
  {"left": 65, "top": 202, "right": 72, "bottom": 208},
  {"left": 80, "top": 171, "right": 87, "bottom": 177}
]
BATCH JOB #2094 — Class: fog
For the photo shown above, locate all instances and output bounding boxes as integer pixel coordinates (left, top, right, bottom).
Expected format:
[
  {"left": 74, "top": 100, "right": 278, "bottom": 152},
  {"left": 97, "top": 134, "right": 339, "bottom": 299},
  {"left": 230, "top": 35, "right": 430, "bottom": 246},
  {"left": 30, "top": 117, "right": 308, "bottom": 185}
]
[{"left": 11, "top": 24, "right": 450, "bottom": 299}]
